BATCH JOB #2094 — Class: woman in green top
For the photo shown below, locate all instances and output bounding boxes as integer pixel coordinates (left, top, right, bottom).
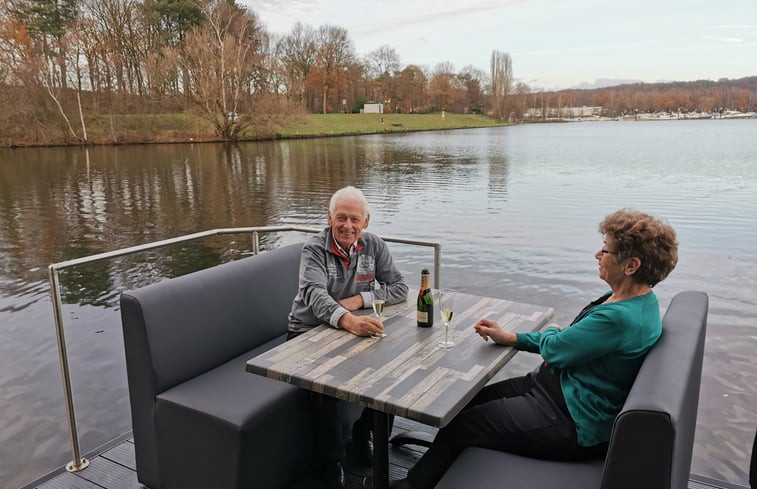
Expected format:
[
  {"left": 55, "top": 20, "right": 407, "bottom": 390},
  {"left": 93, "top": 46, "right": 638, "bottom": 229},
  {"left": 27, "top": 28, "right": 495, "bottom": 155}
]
[{"left": 391, "top": 209, "right": 679, "bottom": 489}]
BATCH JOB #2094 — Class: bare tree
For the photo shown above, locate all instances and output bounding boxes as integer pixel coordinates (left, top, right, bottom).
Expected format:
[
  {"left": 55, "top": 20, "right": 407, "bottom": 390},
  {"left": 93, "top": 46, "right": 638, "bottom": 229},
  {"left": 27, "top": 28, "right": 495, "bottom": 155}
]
[
  {"left": 181, "top": 1, "right": 266, "bottom": 139},
  {"left": 364, "top": 44, "right": 399, "bottom": 78},
  {"left": 428, "top": 61, "right": 464, "bottom": 111},
  {"left": 1, "top": 0, "right": 89, "bottom": 141},
  {"left": 512, "top": 81, "right": 530, "bottom": 120},
  {"left": 312, "top": 24, "right": 353, "bottom": 113},
  {"left": 490, "top": 49, "right": 512, "bottom": 120},
  {"left": 275, "top": 22, "right": 317, "bottom": 107},
  {"left": 458, "top": 64, "right": 488, "bottom": 113},
  {"left": 394, "top": 64, "right": 427, "bottom": 113},
  {"left": 362, "top": 44, "right": 400, "bottom": 104}
]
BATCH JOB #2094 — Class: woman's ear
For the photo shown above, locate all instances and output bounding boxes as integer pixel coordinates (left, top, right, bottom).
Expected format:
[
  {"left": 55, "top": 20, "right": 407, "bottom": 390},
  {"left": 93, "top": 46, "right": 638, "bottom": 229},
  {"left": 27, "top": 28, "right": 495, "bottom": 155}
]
[{"left": 625, "top": 257, "right": 641, "bottom": 276}]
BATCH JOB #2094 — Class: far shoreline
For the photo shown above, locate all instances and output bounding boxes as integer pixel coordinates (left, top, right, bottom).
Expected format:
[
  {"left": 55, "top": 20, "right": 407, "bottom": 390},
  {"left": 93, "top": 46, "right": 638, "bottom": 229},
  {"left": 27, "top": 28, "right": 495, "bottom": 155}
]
[
  {"left": 3, "top": 111, "right": 754, "bottom": 149},
  {"left": 1, "top": 113, "right": 510, "bottom": 149}
]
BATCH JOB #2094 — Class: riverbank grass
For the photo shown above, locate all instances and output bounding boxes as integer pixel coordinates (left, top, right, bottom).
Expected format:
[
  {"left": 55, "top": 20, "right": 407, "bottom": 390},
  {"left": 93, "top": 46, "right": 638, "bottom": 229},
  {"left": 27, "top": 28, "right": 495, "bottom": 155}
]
[
  {"left": 89, "top": 113, "right": 509, "bottom": 143},
  {"left": 272, "top": 113, "right": 508, "bottom": 137},
  {"left": 6, "top": 112, "right": 508, "bottom": 147}
]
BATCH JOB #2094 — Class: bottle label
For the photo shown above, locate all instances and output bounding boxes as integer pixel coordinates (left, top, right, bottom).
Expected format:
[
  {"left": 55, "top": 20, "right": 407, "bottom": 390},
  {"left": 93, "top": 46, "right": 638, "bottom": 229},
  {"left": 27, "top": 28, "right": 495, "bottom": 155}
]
[{"left": 417, "top": 311, "right": 428, "bottom": 322}]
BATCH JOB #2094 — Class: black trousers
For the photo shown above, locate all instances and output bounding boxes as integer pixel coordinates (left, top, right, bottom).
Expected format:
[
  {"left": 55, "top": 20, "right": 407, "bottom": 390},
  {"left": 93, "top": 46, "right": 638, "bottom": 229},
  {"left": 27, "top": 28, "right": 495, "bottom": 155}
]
[{"left": 406, "top": 372, "right": 607, "bottom": 489}]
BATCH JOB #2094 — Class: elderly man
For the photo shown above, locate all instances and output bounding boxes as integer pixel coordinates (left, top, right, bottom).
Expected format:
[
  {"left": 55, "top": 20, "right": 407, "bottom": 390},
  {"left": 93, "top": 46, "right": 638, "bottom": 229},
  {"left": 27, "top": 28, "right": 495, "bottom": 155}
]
[{"left": 288, "top": 185, "right": 408, "bottom": 488}]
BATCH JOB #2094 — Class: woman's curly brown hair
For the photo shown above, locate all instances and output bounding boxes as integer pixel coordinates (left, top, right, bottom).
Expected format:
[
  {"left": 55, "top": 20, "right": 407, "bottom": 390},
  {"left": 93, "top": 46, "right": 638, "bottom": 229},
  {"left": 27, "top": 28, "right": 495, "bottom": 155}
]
[{"left": 599, "top": 209, "right": 678, "bottom": 287}]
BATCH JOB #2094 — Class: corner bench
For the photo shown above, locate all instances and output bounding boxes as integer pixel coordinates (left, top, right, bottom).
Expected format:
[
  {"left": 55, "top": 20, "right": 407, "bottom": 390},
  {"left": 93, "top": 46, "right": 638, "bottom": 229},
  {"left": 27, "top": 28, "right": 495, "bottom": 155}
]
[
  {"left": 434, "top": 290, "right": 709, "bottom": 489},
  {"left": 120, "top": 243, "right": 316, "bottom": 489}
]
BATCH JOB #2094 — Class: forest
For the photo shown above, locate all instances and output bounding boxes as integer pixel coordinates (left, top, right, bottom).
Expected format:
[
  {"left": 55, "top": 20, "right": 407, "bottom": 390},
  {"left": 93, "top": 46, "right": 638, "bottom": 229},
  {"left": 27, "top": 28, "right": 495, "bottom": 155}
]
[{"left": 1, "top": 0, "right": 755, "bottom": 146}]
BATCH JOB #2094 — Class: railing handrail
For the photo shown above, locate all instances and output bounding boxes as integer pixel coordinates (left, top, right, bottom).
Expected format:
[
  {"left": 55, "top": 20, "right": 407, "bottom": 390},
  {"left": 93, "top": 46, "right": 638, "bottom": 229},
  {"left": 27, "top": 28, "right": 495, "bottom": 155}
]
[{"left": 48, "top": 226, "right": 441, "bottom": 472}]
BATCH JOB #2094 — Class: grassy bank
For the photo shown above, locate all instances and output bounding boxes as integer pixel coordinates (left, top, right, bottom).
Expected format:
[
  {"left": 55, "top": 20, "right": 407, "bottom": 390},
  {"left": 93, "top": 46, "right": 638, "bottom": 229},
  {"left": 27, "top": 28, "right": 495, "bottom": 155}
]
[
  {"left": 3, "top": 112, "right": 509, "bottom": 147},
  {"left": 271, "top": 113, "right": 508, "bottom": 138}
]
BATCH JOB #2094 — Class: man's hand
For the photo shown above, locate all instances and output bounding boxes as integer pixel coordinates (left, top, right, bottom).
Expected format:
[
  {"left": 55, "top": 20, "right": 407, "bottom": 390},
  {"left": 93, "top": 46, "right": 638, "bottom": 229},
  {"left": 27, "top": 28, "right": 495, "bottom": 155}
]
[
  {"left": 474, "top": 318, "right": 517, "bottom": 345},
  {"left": 338, "top": 312, "right": 384, "bottom": 337},
  {"left": 337, "top": 294, "right": 364, "bottom": 311}
]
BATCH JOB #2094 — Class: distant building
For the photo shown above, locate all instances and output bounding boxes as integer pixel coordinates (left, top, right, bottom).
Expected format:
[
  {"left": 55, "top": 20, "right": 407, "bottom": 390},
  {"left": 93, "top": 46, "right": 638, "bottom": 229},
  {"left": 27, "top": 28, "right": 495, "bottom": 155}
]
[
  {"left": 363, "top": 103, "right": 384, "bottom": 114},
  {"left": 525, "top": 106, "right": 603, "bottom": 120}
]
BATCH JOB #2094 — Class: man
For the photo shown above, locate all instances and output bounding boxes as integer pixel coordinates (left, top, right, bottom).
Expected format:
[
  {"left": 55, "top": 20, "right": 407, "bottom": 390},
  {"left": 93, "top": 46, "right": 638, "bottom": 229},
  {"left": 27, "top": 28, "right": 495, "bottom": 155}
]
[{"left": 288, "top": 185, "right": 408, "bottom": 487}]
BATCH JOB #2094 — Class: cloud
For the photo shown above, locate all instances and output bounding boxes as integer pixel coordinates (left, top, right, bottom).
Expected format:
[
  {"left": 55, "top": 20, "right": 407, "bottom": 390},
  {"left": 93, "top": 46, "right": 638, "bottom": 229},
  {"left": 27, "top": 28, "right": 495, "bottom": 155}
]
[
  {"left": 254, "top": 0, "right": 318, "bottom": 9},
  {"left": 351, "top": 0, "right": 524, "bottom": 37},
  {"left": 701, "top": 36, "right": 745, "bottom": 43},
  {"left": 710, "top": 24, "right": 757, "bottom": 29}
]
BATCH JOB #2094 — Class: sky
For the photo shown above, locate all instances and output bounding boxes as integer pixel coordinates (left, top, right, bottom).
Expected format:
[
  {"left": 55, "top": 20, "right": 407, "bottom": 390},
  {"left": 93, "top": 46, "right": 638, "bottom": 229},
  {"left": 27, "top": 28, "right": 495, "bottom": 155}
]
[{"left": 242, "top": 0, "right": 757, "bottom": 90}]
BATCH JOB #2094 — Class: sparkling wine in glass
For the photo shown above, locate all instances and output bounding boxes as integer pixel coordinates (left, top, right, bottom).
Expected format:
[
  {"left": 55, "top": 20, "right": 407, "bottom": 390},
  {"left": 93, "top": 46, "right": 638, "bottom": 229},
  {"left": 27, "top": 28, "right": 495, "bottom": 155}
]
[
  {"left": 438, "top": 290, "right": 455, "bottom": 348},
  {"left": 371, "top": 281, "right": 387, "bottom": 338}
]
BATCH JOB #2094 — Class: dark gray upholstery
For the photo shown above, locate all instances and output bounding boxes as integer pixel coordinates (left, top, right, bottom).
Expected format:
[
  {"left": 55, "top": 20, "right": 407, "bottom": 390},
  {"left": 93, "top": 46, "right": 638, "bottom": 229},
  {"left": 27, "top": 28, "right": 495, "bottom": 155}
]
[
  {"left": 435, "top": 290, "right": 708, "bottom": 489},
  {"left": 120, "top": 243, "right": 315, "bottom": 489}
]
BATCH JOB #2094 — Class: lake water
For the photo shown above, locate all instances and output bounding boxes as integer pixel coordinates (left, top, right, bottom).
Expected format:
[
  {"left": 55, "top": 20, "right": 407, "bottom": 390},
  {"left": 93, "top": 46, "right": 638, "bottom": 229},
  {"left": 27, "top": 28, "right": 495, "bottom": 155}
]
[{"left": 1, "top": 120, "right": 756, "bottom": 488}]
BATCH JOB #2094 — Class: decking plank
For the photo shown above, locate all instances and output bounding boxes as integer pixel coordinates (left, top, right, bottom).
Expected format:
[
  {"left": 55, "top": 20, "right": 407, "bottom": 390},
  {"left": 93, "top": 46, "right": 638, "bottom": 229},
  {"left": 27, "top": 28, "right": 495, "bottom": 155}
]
[
  {"left": 100, "top": 442, "right": 136, "bottom": 471},
  {"left": 75, "top": 456, "right": 143, "bottom": 489},
  {"left": 35, "top": 471, "right": 104, "bottom": 489}
]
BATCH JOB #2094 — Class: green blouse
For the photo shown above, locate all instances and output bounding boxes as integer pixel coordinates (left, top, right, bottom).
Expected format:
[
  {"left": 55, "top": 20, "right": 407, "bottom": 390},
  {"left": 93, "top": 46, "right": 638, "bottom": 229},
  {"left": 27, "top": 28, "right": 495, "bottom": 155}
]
[{"left": 515, "top": 291, "right": 662, "bottom": 446}]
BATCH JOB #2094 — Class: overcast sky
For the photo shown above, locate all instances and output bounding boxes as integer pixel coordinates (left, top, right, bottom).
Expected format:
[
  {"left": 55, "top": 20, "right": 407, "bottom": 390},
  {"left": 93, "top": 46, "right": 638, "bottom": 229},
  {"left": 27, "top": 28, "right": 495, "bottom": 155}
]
[{"left": 242, "top": 0, "right": 757, "bottom": 90}]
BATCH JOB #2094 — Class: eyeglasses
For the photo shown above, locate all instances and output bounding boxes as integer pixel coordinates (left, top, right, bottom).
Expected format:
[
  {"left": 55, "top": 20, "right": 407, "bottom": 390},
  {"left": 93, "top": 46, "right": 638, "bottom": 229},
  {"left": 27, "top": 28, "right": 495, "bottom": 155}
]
[{"left": 600, "top": 249, "right": 618, "bottom": 255}]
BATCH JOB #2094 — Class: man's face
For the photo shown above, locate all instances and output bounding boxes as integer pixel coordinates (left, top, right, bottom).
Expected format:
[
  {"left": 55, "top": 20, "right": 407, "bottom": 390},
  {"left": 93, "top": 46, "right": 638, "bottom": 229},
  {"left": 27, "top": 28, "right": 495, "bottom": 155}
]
[{"left": 328, "top": 197, "right": 370, "bottom": 250}]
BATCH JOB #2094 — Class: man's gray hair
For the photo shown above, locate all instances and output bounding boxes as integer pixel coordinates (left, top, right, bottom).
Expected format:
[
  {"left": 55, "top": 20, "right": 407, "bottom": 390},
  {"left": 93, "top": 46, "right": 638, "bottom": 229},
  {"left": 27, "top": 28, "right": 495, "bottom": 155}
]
[{"left": 329, "top": 186, "right": 370, "bottom": 217}]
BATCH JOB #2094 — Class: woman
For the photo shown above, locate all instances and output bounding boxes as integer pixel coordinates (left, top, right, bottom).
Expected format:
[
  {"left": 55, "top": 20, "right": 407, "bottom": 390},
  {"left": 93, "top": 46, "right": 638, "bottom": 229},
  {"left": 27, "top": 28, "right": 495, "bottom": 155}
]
[{"left": 390, "top": 209, "right": 679, "bottom": 489}]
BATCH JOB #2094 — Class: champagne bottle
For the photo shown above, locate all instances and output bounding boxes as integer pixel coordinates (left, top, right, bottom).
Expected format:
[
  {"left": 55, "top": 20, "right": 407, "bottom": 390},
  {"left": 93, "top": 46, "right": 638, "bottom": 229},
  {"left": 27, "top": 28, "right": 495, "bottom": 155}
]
[{"left": 417, "top": 269, "right": 434, "bottom": 327}]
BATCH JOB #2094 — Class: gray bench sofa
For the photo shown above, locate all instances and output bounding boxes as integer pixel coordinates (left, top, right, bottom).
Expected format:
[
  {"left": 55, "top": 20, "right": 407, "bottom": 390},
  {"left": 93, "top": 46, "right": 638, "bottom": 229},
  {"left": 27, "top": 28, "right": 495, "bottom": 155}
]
[
  {"left": 434, "top": 290, "right": 709, "bottom": 489},
  {"left": 120, "top": 243, "right": 316, "bottom": 489}
]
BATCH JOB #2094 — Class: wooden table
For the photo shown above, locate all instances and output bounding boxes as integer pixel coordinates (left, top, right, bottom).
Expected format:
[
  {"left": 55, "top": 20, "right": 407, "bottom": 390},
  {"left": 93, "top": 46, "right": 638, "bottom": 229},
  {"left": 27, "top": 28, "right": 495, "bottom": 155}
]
[{"left": 246, "top": 291, "right": 554, "bottom": 489}]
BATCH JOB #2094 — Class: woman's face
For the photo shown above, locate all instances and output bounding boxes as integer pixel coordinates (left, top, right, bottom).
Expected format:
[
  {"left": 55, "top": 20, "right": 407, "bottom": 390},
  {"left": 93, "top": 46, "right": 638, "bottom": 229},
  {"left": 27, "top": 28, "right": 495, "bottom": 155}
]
[{"left": 595, "top": 235, "right": 624, "bottom": 286}]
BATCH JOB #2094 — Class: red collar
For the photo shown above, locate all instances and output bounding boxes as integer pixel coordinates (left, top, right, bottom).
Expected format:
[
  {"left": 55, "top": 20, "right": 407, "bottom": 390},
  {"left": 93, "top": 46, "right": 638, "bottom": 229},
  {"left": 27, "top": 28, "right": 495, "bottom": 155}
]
[{"left": 330, "top": 237, "right": 363, "bottom": 267}]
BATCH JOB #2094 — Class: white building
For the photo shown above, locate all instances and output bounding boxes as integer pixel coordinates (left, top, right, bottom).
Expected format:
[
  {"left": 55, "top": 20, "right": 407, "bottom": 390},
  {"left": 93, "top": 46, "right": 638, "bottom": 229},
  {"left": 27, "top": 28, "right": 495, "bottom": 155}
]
[{"left": 363, "top": 103, "right": 384, "bottom": 114}]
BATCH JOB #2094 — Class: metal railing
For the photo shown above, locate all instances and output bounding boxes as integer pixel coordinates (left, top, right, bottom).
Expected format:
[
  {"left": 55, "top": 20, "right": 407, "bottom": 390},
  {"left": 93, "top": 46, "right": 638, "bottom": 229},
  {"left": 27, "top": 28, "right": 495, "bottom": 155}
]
[{"left": 48, "top": 226, "right": 441, "bottom": 472}]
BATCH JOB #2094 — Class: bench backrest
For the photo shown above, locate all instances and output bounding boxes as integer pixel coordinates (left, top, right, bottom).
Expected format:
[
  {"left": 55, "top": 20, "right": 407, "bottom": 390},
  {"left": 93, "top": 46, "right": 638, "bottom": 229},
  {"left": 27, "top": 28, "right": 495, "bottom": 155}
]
[
  {"left": 121, "top": 242, "right": 303, "bottom": 394},
  {"left": 601, "top": 290, "right": 708, "bottom": 489}
]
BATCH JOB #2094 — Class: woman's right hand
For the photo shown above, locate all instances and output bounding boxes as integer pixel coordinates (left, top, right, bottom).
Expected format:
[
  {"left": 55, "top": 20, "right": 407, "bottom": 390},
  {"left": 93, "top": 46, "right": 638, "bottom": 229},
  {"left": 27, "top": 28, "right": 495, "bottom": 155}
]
[{"left": 474, "top": 318, "right": 517, "bottom": 346}]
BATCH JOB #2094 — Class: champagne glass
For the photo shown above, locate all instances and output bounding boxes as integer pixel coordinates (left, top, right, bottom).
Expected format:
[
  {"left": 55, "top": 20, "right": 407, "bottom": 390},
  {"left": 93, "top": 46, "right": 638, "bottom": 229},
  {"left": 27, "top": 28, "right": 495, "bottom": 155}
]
[
  {"left": 371, "top": 281, "right": 387, "bottom": 338},
  {"left": 438, "top": 289, "right": 455, "bottom": 348}
]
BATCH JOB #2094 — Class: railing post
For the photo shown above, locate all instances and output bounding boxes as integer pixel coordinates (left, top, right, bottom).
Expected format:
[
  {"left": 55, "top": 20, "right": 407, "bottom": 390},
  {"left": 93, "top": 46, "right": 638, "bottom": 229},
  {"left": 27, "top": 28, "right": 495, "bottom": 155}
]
[
  {"left": 48, "top": 266, "right": 89, "bottom": 472},
  {"left": 252, "top": 231, "right": 260, "bottom": 255}
]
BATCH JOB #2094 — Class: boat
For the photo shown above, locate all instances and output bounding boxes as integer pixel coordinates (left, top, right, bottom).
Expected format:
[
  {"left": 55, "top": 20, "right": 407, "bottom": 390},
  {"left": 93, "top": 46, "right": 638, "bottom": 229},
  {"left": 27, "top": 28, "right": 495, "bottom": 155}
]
[{"left": 19, "top": 227, "right": 755, "bottom": 489}]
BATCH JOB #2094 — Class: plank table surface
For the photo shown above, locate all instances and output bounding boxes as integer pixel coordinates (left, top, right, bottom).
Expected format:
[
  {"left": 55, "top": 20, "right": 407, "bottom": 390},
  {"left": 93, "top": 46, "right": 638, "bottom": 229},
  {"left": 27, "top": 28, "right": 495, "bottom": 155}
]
[{"left": 246, "top": 290, "right": 554, "bottom": 428}]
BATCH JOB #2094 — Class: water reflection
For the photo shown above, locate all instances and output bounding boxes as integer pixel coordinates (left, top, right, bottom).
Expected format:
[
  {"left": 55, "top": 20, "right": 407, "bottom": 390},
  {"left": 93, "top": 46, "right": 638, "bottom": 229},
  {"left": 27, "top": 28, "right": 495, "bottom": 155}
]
[{"left": 1, "top": 122, "right": 756, "bottom": 487}]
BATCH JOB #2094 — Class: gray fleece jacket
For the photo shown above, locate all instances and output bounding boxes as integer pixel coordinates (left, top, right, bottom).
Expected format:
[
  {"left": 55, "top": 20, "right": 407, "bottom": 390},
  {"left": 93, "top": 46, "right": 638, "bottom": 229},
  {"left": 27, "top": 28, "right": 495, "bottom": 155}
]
[{"left": 287, "top": 228, "right": 408, "bottom": 334}]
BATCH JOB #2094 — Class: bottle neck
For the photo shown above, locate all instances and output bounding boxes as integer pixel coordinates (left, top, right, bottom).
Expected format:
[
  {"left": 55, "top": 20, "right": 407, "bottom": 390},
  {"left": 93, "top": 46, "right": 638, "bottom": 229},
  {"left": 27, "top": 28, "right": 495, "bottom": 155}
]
[{"left": 420, "top": 274, "right": 430, "bottom": 290}]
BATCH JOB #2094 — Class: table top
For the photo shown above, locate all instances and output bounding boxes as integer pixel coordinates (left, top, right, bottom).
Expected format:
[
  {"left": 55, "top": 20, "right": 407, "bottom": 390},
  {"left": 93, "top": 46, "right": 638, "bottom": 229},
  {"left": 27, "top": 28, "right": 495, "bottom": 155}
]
[{"left": 246, "top": 290, "right": 554, "bottom": 427}]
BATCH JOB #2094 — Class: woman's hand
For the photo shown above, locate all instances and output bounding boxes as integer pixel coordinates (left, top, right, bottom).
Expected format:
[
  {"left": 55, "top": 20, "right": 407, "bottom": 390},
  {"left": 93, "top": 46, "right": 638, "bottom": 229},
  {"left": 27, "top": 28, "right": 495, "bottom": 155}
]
[{"left": 474, "top": 318, "right": 517, "bottom": 346}]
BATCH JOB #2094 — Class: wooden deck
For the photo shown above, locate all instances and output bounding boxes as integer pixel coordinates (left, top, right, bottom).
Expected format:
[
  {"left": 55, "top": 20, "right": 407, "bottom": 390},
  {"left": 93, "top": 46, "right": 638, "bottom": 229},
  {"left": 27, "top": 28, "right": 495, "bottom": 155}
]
[
  {"left": 29, "top": 418, "right": 436, "bottom": 489},
  {"left": 27, "top": 417, "right": 747, "bottom": 489}
]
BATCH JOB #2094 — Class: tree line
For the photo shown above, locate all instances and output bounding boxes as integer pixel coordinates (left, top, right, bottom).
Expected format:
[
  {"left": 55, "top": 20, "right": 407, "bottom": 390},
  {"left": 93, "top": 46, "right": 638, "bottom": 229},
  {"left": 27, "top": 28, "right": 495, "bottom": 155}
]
[
  {"left": 529, "top": 77, "right": 757, "bottom": 119},
  {"left": 1, "top": 0, "right": 755, "bottom": 146}
]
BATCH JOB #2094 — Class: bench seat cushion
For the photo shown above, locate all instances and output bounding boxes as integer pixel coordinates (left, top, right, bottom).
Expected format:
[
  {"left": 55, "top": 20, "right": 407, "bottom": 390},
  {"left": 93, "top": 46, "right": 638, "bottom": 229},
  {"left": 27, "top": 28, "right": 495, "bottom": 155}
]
[
  {"left": 435, "top": 447, "right": 604, "bottom": 489},
  {"left": 154, "top": 335, "right": 315, "bottom": 489}
]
